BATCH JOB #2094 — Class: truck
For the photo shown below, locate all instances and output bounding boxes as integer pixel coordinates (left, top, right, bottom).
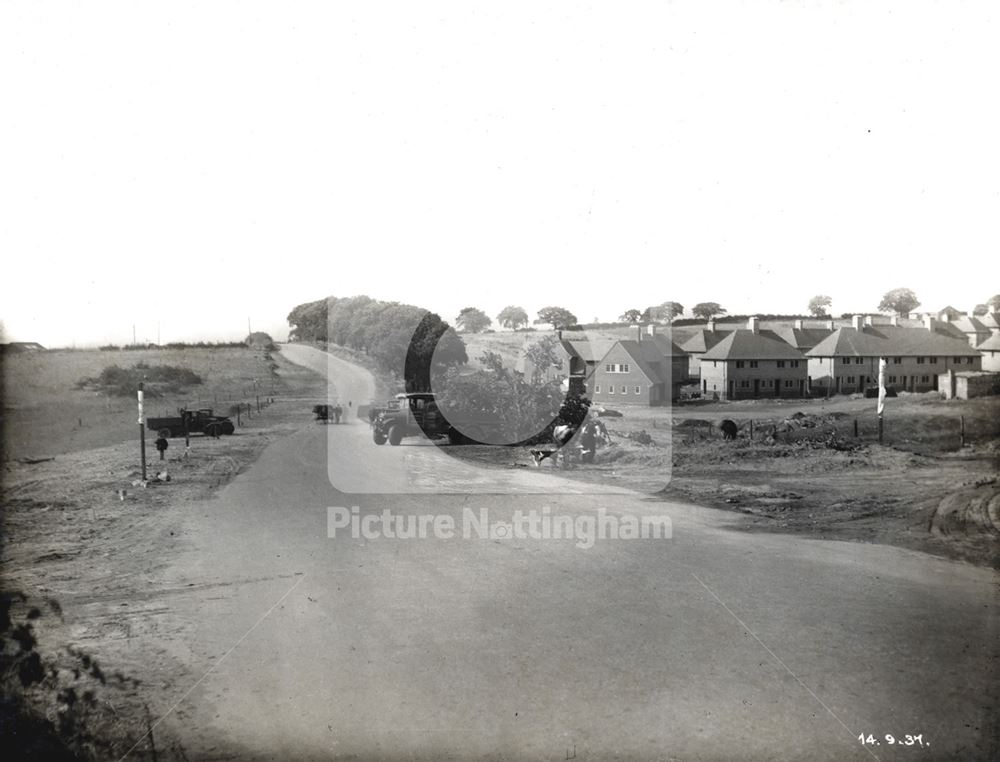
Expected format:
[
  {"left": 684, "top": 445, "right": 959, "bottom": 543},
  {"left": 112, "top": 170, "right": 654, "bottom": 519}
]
[
  {"left": 146, "top": 408, "right": 236, "bottom": 438},
  {"left": 370, "top": 393, "right": 498, "bottom": 446}
]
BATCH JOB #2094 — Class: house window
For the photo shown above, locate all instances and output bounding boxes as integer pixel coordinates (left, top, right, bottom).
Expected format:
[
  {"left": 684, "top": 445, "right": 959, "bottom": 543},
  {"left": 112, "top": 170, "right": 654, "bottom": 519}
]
[
  {"left": 740, "top": 380, "right": 750, "bottom": 388},
  {"left": 888, "top": 375, "right": 896, "bottom": 383},
  {"left": 842, "top": 357, "right": 851, "bottom": 364},
  {"left": 761, "top": 379, "right": 771, "bottom": 388},
  {"left": 784, "top": 379, "right": 794, "bottom": 387},
  {"left": 777, "top": 360, "right": 785, "bottom": 368},
  {"left": 749, "top": 360, "right": 758, "bottom": 368},
  {"left": 966, "top": 357, "right": 974, "bottom": 364},
  {"left": 635, "top": 385, "right": 641, "bottom": 394},
  {"left": 713, "top": 361, "right": 718, "bottom": 368},
  {"left": 622, "top": 363, "right": 630, "bottom": 373},
  {"left": 620, "top": 385, "right": 627, "bottom": 394},
  {"left": 595, "top": 385, "right": 601, "bottom": 394},
  {"left": 791, "top": 360, "right": 799, "bottom": 368},
  {"left": 608, "top": 386, "right": 614, "bottom": 394},
  {"left": 736, "top": 360, "right": 745, "bottom": 368},
  {"left": 953, "top": 357, "right": 961, "bottom": 363},
  {"left": 921, "top": 375, "right": 929, "bottom": 383},
  {"left": 930, "top": 357, "right": 938, "bottom": 364},
  {"left": 855, "top": 357, "right": 864, "bottom": 364},
  {"left": 916, "top": 357, "right": 925, "bottom": 364},
  {"left": 892, "top": 357, "right": 901, "bottom": 364},
  {"left": 847, "top": 376, "right": 855, "bottom": 383}
]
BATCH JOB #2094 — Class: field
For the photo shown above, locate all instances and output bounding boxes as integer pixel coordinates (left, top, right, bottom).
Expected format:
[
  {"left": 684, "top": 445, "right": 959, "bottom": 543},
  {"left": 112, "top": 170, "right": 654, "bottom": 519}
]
[
  {"left": 1, "top": 348, "right": 329, "bottom": 759},
  {"left": 2, "top": 347, "right": 290, "bottom": 460},
  {"left": 452, "top": 392, "right": 1000, "bottom": 568}
]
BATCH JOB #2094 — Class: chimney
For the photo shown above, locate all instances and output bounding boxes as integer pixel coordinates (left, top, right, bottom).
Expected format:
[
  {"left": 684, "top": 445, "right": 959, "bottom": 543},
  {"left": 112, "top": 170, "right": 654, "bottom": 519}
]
[
  {"left": 852, "top": 315, "right": 864, "bottom": 331},
  {"left": 794, "top": 319, "right": 803, "bottom": 330},
  {"left": 636, "top": 325, "right": 643, "bottom": 342},
  {"left": 923, "top": 315, "right": 935, "bottom": 332},
  {"left": 747, "top": 316, "right": 759, "bottom": 334},
  {"left": 826, "top": 319, "right": 835, "bottom": 331},
  {"left": 707, "top": 319, "right": 716, "bottom": 332},
  {"left": 890, "top": 315, "right": 899, "bottom": 327},
  {"left": 646, "top": 324, "right": 657, "bottom": 338}
]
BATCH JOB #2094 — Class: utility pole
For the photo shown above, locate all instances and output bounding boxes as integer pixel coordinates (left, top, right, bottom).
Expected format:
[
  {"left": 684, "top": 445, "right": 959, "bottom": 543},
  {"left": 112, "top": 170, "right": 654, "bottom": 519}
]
[{"left": 138, "top": 380, "right": 147, "bottom": 481}]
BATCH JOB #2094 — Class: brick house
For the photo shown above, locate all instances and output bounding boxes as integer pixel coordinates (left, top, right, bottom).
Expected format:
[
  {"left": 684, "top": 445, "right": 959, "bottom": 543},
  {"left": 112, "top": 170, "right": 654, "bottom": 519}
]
[
  {"left": 585, "top": 325, "right": 687, "bottom": 405},
  {"left": 699, "top": 318, "right": 809, "bottom": 400},
  {"left": 806, "top": 315, "right": 982, "bottom": 394}
]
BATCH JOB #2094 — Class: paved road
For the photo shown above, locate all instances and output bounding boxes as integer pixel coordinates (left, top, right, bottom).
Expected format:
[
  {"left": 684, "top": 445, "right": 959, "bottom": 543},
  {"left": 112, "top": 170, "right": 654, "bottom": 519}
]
[{"left": 146, "top": 344, "right": 997, "bottom": 760}]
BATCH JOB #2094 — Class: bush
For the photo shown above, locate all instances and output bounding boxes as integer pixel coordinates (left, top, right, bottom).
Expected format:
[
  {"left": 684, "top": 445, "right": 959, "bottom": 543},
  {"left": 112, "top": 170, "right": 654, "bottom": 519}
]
[{"left": 77, "top": 363, "right": 203, "bottom": 397}]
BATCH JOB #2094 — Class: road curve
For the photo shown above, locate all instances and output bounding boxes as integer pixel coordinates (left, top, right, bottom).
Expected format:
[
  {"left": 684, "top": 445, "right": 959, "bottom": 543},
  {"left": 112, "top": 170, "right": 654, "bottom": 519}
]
[{"left": 143, "top": 344, "right": 998, "bottom": 761}]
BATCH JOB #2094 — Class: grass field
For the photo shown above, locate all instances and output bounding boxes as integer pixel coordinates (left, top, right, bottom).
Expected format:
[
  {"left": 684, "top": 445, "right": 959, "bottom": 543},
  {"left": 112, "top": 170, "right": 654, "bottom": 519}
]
[{"left": 2, "top": 347, "right": 292, "bottom": 459}]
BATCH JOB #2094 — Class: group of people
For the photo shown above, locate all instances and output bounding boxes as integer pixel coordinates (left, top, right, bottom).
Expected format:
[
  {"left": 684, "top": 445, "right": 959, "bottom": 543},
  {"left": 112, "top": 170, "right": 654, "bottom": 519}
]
[
  {"left": 534, "top": 418, "right": 611, "bottom": 467},
  {"left": 313, "top": 403, "right": 349, "bottom": 424}
]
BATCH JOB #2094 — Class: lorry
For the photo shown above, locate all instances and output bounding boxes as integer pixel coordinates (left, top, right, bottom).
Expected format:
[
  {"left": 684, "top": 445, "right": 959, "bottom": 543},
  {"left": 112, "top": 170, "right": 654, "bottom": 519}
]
[
  {"left": 370, "top": 392, "right": 501, "bottom": 446},
  {"left": 146, "top": 408, "right": 236, "bottom": 438}
]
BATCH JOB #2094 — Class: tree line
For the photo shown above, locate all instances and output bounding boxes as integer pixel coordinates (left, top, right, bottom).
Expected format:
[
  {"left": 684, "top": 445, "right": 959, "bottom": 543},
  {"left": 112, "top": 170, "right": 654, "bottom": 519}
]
[{"left": 287, "top": 296, "right": 467, "bottom": 391}]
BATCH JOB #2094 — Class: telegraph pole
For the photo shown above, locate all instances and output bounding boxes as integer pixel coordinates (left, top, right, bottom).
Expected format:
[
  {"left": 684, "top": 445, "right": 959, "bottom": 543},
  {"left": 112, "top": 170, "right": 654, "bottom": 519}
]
[{"left": 138, "top": 380, "right": 147, "bottom": 481}]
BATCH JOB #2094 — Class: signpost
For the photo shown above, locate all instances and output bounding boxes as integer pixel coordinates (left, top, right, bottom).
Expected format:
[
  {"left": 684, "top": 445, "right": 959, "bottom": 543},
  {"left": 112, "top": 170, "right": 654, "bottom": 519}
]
[{"left": 138, "top": 381, "right": 147, "bottom": 481}]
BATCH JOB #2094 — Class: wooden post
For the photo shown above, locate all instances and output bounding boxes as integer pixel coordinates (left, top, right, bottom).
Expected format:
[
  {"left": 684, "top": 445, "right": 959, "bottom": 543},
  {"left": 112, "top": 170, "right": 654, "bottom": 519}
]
[
  {"left": 960, "top": 415, "right": 965, "bottom": 448},
  {"left": 853, "top": 418, "right": 858, "bottom": 438},
  {"left": 877, "top": 414, "right": 883, "bottom": 444},
  {"left": 749, "top": 420, "right": 753, "bottom": 439}
]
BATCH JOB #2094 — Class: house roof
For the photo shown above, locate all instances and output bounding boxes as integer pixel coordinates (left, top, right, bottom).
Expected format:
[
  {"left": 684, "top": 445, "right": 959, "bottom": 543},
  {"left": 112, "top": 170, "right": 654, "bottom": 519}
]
[
  {"left": 701, "top": 330, "right": 806, "bottom": 361},
  {"left": 643, "top": 333, "right": 688, "bottom": 357},
  {"left": 949, "top": 316, "right": 989, "bottom": 335},
  {"left": 768, "top": 326, "right": 835, "bottom": 351},
  {"left": 978, "top": 312, "right": 1000, "bottom": 329},
  {"left": 976, "top": 333, "right": 1000, "bottom": 350},
  {"left": 613, "top": 340, "right": 669, "bottom": 383},
  {"left": 562, "top": 337, "right": 617, "bottom": 363},
  {"left": 680, "top": 329, "right": 730, "bottom": 353},
  {"left": 807, "top": 326, "right": 981, "bottom": 358}
]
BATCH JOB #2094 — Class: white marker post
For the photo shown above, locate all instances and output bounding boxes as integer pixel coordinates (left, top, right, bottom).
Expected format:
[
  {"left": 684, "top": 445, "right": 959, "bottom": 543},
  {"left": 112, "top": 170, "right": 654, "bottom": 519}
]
[
  {"left": 138, "top": 382, "right": 147, "bottom": 481},
  {"left": 877, "top": 357, "right": 887, "bottom": 443}
]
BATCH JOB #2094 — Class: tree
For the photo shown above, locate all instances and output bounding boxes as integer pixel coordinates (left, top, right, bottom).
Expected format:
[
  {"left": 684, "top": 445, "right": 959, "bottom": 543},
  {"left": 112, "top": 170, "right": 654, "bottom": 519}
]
[
  {"left": 496, "top": 305, "right": 529, "bottom": 331},
  {"left": 692, "top": 302, "right": 726, "bottom": 320},
  {"left": 973, "top": 304, "right": 989, "bottom": 316},
  {"left": 878, "top": 288, "right": 920, "bottom": 316},
  {"left": 808, "top": 295, "right": 832, "bottom": 317},
  {"left": 619, "top": 309, "right": 642, "bottom": 323},
  {"left": 534, "top": 306, "right": 578, "bottom": 330},
  {"left": 523, "top": 335, "right": 563, "bottom": 383},
  {"left": 642, "top": 302, "right": 684, "bottom": 323},
  {"left": 983, "top": 294, "right": 1000, "bottom": 313},
  {"left": 455, "top": 307, "right": 492, "bottom": 333}
]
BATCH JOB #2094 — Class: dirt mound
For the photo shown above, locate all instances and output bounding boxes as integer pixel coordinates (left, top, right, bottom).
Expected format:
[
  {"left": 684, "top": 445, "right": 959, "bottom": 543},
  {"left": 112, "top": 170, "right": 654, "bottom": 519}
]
[{"left": 929, "top": 479, "right": 1000, "bottom": 542}]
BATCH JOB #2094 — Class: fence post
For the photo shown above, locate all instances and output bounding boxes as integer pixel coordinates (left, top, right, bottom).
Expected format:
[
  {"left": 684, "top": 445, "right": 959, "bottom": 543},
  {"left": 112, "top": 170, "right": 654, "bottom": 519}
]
[
  {"left": 960, "top": 415, "right": 965, "bottom": 447},
  {"left": 853, "top": 418, "right": 859, "bottom": 438},
  {"left": 749, "top": 420, "right": 753, "bottom": 440}
]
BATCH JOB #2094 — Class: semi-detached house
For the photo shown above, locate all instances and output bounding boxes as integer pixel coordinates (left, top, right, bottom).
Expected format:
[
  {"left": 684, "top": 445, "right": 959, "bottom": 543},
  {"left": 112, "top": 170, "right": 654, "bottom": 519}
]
[
  {"left": 699, "top": 317, "right": 809, "bottom": 400},
  {"left": 806, "top": 315, "right": 982, "bottom": 394}
]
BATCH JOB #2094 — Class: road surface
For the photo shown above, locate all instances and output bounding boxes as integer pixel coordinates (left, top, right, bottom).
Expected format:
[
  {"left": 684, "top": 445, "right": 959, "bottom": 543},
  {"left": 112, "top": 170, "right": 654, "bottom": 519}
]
[{"left": 138, "top": 344, "right": 997, "bottom": 760}]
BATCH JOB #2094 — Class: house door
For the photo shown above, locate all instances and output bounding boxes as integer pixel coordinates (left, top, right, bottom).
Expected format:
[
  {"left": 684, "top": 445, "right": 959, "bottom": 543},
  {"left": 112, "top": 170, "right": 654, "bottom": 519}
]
[
  {"left": 753, "top": 379, "right": 760, "bottom": 397},
  {"left": 859, "top": 375, "right": 866, "bottom": 394},
  {"left": 728, "top": 381, "right": 734, "bottom": 399},
  {"left": 702, "top": 380, "right": 707, "bottom": 394},
  {"left": 775, "top": 380, "right": 781, "bottom": 398}
]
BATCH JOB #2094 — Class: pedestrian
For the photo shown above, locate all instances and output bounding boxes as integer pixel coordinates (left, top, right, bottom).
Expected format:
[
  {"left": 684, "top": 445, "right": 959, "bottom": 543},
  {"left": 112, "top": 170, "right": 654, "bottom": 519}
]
[{"left": 155, "top": 434, "right": 169, "bottom": 461}]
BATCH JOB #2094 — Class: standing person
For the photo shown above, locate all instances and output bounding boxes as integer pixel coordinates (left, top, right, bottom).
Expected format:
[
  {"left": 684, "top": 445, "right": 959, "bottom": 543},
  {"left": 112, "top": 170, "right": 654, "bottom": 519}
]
[{"left": 333, "top": 405, "right": 342, "bottom": 424}]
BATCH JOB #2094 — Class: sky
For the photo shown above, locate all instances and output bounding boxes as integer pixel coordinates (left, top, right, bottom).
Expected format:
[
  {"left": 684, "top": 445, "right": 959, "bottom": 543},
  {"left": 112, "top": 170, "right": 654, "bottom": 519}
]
[{"left": 2, "top": 2, "right": 998, "bottom": 347}]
